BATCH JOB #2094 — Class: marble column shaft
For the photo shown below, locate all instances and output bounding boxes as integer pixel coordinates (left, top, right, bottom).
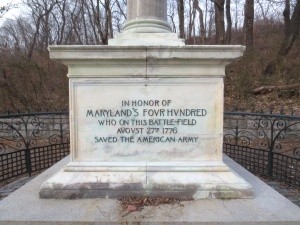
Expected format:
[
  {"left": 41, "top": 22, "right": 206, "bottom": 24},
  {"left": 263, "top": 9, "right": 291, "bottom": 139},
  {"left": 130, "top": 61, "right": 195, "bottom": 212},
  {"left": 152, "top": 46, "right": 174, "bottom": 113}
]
[
  {"left": 127, "top": 0, "right": 168, "bottom": 21},
  {"left": 124, "top": 0, "right": 171, "bottom": 33}
]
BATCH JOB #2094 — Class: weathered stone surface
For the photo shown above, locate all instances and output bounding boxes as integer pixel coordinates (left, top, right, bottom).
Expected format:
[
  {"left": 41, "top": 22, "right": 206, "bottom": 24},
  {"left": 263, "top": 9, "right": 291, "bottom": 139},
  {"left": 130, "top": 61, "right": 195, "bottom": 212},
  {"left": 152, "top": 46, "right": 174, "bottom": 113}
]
[
  {"left": 45, "top": 0, "right": 251, "bottom": 199},
  {"left": 1, "top": 156, "right": 300, "bottom": 225},
  {"left": 39, "top": 170, "right": 253, "bottom": 199},
  {"left": 41, "top": 44, "right": 253, "bottom": 200},
  {"left": 48, "top": 45, "right": 245, "bottom": 77},
  {"left": 109, "top": 33, "right": 185, "bottom": 46}
]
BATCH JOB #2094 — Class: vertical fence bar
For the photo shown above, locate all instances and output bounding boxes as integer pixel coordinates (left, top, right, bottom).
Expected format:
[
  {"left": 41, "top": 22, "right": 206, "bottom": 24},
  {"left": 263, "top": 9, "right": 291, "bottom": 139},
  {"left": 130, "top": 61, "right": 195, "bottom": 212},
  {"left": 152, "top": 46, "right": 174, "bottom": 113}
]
[
  {"left": 25, "top": 146, "right": 32, "bottom": 177},
  {"left": 60, "top": 115, "right": 64, "bottom": 144},
  {"left": 267, "top": 149, "right": 274, "bottom": 179},
  {"left": 267, "top": 118, "right": 275, "bottom": 179}
]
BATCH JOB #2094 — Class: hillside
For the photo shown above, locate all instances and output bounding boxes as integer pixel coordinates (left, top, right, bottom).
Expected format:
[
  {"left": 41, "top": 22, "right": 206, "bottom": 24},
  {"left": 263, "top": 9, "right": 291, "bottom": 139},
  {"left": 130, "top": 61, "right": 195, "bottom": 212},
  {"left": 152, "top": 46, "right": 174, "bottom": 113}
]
[
  {"left": 0, "top": 1, "right": 299, "bottom": 114},
  {"left": 224, "top": 23, "right": 300, "bottom": 114}
]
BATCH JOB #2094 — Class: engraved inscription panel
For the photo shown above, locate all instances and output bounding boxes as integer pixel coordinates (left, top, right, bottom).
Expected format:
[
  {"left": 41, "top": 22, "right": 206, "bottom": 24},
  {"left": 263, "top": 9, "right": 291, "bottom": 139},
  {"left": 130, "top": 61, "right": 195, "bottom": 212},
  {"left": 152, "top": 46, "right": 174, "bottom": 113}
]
[{"left": 72, "top": 78, "right": 223, "bottom": 162}]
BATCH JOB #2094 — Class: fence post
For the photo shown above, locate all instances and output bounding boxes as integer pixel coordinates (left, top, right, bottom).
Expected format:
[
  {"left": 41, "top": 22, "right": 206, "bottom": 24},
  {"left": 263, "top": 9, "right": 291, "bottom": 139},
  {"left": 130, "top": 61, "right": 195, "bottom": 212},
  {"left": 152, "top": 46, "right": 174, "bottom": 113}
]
[
  {"left": 25, "top": 146, "right": 32, "bottom": 177},
  {"left": 60, "top": 115, "right": 64, "bottom": 144},
  {"left": 267, "top": 120, "right": 275, "bottom": 179},
  {"left": 267, "top": 148, "right": 274, "bottom": 178}
]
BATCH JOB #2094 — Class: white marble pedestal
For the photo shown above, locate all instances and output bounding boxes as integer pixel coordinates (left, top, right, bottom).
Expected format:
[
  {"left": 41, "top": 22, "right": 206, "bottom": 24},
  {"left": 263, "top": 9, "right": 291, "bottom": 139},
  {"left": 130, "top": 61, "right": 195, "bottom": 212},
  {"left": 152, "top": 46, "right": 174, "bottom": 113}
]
[{"left": 39, "top": 45, "right": 253, "bottom": 199}]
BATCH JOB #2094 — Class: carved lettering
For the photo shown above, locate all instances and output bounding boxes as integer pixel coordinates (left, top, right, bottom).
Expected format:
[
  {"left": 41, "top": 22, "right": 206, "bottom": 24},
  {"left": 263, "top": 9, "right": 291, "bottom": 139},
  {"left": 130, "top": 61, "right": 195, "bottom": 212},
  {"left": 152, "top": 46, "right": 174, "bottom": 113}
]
[{"left": 85, "top": 99, "right": 208, "bottom": 145}]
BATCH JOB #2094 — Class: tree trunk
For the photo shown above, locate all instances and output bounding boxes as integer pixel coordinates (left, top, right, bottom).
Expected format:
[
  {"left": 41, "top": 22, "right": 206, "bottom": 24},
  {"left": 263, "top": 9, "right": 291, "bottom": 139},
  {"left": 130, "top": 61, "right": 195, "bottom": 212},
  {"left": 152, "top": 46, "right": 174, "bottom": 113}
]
[
  {"left": 283, "top": 0, "right": 291, "bottom": 39},
  {"left": 106, "top": 0, "right": 113, "bottom": 39},
  {"left": 94, "top": 0, "right": 108, "bottom": 45},
  {"left": 244, "top": 0, "right": 254, "bottom": 51},
  {"left": 225, "top": 0, "right": 232, "bottom": 44},
  {"left": 264, "top": 0, "right": 300, "bottom": 76},
  {"left": 177, "top": 0, "right": 185, "bottom": 39},
  {"left": 81, "top": 1, "right": 89, "bottom": 44},
  {"left": 86, "top": 0, "right": 100, "bottom": 44},
  {"left": 97, "top": 1, "right": 104, "bottom": 44},
  {"left": 208, "top": 1, "right": 214, "bottom": 39},
  {"left": 205, "top": 0, "right": 208, "bottom": 34},
  {"left": 213, "top": 0, "right": 225, "bottom": 44},
  {"left": 194, "top": 0, "right": 206, "bottom": 44},
  {"left": 234, "top": 0, "right": 238, "bottom": 43},
  {"left": 188, "top": 0, "right": 195, "bottom": 40}
]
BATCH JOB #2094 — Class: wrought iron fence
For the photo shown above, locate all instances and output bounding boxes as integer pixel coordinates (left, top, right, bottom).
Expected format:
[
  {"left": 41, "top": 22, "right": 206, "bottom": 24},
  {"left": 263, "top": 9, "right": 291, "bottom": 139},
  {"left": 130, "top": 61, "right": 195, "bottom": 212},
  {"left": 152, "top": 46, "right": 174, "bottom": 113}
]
[
  {"left": 0, "top": 143, "right": 69, "bottom": 181},
  {"left": 0, "top": 112, "right": 69, "bottom": 154},
  {"left": 0, "top": 112, "right": 69, "bottom": 181},
  {"left": 224, "top": 112, "right": 300, "bottom": 186},
  {"left": 0, "top": 111, "right": 299, "bottom": 187}
]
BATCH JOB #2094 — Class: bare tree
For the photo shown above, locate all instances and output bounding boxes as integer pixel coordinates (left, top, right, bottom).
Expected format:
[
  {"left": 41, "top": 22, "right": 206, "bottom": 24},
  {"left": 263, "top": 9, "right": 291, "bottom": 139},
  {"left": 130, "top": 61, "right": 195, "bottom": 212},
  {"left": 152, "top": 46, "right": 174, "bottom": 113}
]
[
  {"left": 115, "top": 0, "right": 127, "bottom": 19},
  {"left": 244, "top": 0, "right": 254, "bottom": 50},
  {"left": 255, "top": 0, "right": 267, "bottom": 20},
  {"left": 0, "top": 0, "right": 129, "bottom": 112},
  {"left": 205, "top": 0, "right": 208, "bottom": 34},
  {"left": 25, "top": 0, "right": 58, "bottom": 58},
  {"left": 283, "top": 0, "right": 291, "bottom": 38},
  {"left": 104, "top": 0, "right": 114, "bottom": 39},
  {"left": 51, "top": 0, "right": 67, "bottom": 44},
  {"left": 114, "top": 0, "right": 127, "bottom": 32},
  {"left": 194, "top": 0, "right": 206, "bottom": 44},
  {"left": 225, "top": 0, "right": 232, "bottom": 44},
  {"left": 168, "top": 0, "right": 177, "bottom": 32},
  {"left": 177, "top": 0, "right": 185, "bottom": 39},
  {"left": 211, "top": 0, "right": 225, "bottom": 44},
  {"left": 90, "top": 0, "right": 114, "bottom": 45},
  {"left": 188, "top": 0, "right": 196, "bottom": 42},
  {"left": 208, "top": 1, "right": 215, "bottom": 40},
  {"left": 265, "top": 0, "right": 300, "bottom": 75}
]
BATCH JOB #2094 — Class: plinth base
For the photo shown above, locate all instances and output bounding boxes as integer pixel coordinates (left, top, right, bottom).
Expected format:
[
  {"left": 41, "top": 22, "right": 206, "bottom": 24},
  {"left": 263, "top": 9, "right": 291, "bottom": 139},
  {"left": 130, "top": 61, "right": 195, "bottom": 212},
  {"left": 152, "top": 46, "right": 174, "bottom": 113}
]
[
  {"left": 39, "top": 161, "right": 253, "bottom": 199},
  {"left": 108, "top": 33, "right": 185, "bottom": 46},
  {"left": 1, "top": 156, "right": 300, "bottom": 225}
]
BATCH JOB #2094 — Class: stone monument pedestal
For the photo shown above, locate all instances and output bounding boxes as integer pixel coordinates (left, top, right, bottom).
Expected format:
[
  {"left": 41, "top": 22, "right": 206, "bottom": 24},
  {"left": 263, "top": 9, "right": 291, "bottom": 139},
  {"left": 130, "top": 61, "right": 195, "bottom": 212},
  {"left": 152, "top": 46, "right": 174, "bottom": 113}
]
[
  {"left": 2, "top": 156, "right": 300, "bottom": 225},
  {"left": 40, "top": 0, "right": 253, "bottom": 200},
  {"left": 40, "top": 45, "right": 253, "bottom": 199}
]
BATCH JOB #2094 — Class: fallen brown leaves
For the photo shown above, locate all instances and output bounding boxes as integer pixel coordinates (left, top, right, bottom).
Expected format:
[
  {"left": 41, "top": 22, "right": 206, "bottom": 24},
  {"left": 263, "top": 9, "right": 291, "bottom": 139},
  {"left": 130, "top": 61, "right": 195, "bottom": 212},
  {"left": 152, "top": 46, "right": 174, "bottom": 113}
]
[
  {"left": 119, "top": 196, "right": 193, "bottom": 213},
  {"left": 224, "top": 93, "right": 300, "bottom": 115}
]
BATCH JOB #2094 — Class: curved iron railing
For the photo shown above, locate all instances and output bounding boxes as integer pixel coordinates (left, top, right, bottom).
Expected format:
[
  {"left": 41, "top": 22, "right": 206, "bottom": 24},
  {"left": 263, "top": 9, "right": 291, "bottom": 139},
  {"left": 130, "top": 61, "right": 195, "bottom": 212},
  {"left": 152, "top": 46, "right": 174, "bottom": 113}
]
[
  {"left": 0, "top": 112, "right": 69, "bottom": 154},
  {"left": 224, "top": 112, "right": 300, "bottom": 185},
  {"left": 0, "top": 111, "right": 299, "bottom": 186},
  {"left": 0, "top": 112, "right": 69, "bottom": 178},
  {"left": 224, "top": 112, "right": 300, "bottom": 159}
]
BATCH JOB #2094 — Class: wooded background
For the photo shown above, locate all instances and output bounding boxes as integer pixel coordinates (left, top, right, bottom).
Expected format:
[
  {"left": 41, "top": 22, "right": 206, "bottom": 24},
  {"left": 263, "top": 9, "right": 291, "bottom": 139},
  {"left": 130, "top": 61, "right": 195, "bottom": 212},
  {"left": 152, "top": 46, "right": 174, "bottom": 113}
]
[{"left": 0, "top": 0, "right": 299, "bottom": 113}]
